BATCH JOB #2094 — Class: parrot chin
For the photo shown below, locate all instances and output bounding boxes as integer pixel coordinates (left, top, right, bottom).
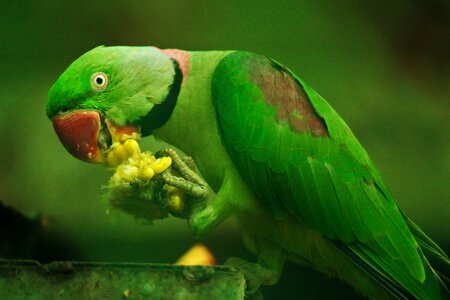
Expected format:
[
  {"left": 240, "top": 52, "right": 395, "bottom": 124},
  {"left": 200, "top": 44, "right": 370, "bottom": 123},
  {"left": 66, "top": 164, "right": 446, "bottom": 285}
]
[{"left": 52, "top": 110, "right": 140, "bottom": 164}]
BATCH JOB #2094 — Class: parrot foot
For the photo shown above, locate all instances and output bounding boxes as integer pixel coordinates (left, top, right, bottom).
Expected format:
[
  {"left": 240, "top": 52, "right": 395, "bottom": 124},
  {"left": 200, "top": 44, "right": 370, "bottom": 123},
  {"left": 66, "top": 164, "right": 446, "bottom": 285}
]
[
  {"left": 157, "top": 149, "right": 209, "bottom": 199},
  {"left": 181, "top": 155, "right": 196, "bottom": 171},
  {"left": 190, "top": 205, "right": 221, "bottom": 236},
  {"left": 225, "top": 257, "right": 279, "bottom": 297}
]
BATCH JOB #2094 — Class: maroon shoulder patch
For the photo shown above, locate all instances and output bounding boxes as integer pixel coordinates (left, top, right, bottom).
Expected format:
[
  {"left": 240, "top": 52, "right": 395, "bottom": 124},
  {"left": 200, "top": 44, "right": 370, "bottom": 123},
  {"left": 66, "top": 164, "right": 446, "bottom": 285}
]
[{"left": 249, "top": 57, "right": 328, "bottom": 137}]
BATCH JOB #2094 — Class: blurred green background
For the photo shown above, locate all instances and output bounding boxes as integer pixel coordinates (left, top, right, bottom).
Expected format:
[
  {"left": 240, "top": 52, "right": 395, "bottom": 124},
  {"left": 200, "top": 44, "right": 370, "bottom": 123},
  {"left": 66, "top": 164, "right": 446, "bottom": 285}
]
[{"left": 0, "top": 0, "right": 449, "bottom": 298}]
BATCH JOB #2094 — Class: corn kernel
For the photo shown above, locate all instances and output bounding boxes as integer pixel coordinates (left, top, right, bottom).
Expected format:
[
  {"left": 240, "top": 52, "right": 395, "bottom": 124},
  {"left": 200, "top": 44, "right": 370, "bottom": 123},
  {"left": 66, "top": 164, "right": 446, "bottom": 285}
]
[
  {"left": 168, "top": 193, "right": 185, "bottom": 213},
  {"left": 151, "top": 157, "right": 172, "bottom": 174},
  {"left": 142, "top": 167, "right": 155, "bottom": 180},
  {"left": 106, "top": 137, "right": 175, "bottom": 186},
  {"left": 107, "top": 152, "right": 120, "bottom": 167},
  {"left": 112, "top": 143, "right": 128, "bottom": 161},
  {"left": 141, "top": 153, "right": 156, "bottom": 166},
  {"left": 123, "top": 139, "right": 141, "bottom": 156},
  {"left": 119, "top": 132, "right": 140, "bottom": 143}
]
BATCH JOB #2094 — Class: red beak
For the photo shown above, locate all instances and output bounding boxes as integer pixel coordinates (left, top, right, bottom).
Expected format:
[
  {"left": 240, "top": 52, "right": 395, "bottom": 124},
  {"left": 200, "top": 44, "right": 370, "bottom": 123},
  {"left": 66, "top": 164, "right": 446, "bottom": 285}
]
[
  {"left": 52, "top": 110, "right": 106, "bottom": 163},
  {"left": 52, "top": 110, "right": 141, "bottom": 164}
]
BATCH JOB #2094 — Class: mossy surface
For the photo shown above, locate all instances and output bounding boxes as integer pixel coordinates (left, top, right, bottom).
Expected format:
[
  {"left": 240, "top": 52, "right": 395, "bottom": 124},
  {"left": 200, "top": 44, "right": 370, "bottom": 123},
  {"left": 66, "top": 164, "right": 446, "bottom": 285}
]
[{"left": 0, "top": 260, "right": 245, "bottom": 300}]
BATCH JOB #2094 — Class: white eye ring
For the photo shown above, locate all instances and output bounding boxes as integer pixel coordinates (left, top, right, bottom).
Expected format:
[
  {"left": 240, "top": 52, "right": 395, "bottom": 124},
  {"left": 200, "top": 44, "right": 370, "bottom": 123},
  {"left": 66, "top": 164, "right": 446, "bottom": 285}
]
[{"left": 91, "top": 72, "right": 108, "bottom": 91}]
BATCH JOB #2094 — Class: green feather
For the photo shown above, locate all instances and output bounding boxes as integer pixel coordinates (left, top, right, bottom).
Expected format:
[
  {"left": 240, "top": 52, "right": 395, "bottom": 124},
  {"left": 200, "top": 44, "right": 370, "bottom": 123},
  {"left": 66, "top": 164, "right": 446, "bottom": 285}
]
[
  {"left": 211, "top": 51, "right": 447, "bottom": 298},
  {"left": 47, "top": 46, "right": 174, "bottom": 126},
  {"left": 49, "top": 46, "right": 448, "bottom": 299}
]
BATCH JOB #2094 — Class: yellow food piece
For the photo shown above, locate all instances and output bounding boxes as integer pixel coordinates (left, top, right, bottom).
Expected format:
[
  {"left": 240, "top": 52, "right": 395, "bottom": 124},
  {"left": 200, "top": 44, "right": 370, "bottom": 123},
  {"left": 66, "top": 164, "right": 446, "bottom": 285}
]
[
  {"left": 123, "top": 139, "right": 141, "bottom": 157},
  {"left": 139, "top": 152, "right": 156, "bottom": 166},
  {"left": 122, "top": 289, "right": 131, "bottom": 298},
  {"left": 108, "top": 138, "right": 174, "bottom": 186},
  {"left": 107, "top": 152, "right": 120, "bottom": 167},
  {"left": 116, "top": 165, "right": 139, "bottom": 182},
  {"left": 119, "top": 132, "right": 140, "bottom": 143},
  {"left": 141, "top": 167, "right": 155, "bottom": 180},
  {"left": 168, "top": 193, "right": 185, "bottom": 213},
  {"left": 151, "top": 157, "right": 172, "bottom": 174},
  {"left": 175, "top": 244, "right": 216, "bottom": 266},
  {"left": 113, "top": 143, "right": 128, "bottom": 161},
  {"left": 106, "top": 139, "right": 142, "bottom": 167},
  {"left": 164, "top": 185, "right": 186, "bottom": 213},
  {"left": 106, "top": 139, "right": 141, "bottom": 167}
]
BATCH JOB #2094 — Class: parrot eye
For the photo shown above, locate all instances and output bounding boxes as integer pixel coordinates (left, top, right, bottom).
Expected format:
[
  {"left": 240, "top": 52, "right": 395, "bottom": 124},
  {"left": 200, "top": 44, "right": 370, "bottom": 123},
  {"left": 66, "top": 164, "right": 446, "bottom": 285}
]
[{"left": 91, "top": 72, "right": 108, "bottom": 91}]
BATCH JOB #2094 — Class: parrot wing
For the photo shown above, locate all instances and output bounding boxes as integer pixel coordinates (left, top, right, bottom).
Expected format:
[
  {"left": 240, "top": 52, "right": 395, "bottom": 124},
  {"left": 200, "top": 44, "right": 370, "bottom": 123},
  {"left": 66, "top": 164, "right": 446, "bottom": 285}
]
[{"left": 211, "top": 51, "right": 447, "bottom": 299}]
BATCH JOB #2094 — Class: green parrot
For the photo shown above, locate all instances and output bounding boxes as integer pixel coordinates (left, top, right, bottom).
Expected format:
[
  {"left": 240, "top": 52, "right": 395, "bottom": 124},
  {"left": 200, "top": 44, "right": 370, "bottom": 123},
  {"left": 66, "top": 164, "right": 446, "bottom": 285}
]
[{"left": 46, "top": 46, "right": 449, "bottom": 299}]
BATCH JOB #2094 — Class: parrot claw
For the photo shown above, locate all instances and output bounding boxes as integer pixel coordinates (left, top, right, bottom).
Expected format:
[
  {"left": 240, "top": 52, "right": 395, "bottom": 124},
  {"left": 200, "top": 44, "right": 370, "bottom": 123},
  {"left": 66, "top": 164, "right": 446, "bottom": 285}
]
[
  {"left": 181, "top": 156, "right": 196, "bottom": 170},
  {"left": 225, "top": 257, "right": 279, "bottom": 297},
  {"left": 159, "top": 149, "right": 209, "bottom": 199}
]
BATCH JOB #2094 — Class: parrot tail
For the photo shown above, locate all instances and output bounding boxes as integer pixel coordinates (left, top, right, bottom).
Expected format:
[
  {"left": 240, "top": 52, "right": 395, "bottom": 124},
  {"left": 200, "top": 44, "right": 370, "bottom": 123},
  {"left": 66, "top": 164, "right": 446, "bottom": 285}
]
[
  {"left": 404, "top": 216, "right": 450, "bottom": 298},
  {"left": 333, "top": 215, "right": 450, "bottom": 300}
]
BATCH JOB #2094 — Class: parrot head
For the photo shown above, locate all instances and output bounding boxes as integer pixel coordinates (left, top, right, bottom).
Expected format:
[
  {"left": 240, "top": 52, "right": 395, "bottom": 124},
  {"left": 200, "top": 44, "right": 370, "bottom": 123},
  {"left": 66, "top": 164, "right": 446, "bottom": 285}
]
[{"left": 46, "top": 46, "right": 179, "bottom": 163}]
